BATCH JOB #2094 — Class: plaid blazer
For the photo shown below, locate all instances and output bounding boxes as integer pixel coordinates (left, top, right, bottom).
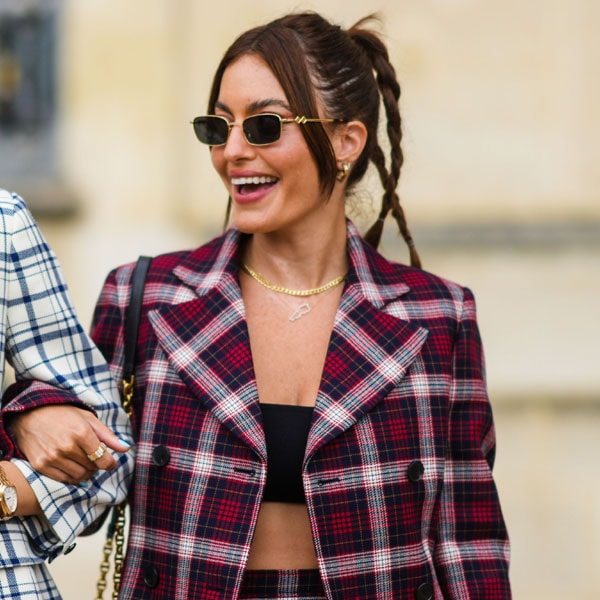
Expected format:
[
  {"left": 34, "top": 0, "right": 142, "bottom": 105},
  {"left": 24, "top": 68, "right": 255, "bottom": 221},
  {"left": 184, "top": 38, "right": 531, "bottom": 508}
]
[
  {"left": 91, "top": 222, "right": 510, "bottom": 600},
  {"left": 0, "top": 191, "right": 134, "bottom": 597}
]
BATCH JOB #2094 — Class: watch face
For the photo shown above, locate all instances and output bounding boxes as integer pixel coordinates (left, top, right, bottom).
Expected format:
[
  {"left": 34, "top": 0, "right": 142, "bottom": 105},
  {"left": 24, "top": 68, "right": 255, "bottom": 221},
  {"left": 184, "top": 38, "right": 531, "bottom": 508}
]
[{"left": 3, "top": 486, "right": 17, "bottom": 513}]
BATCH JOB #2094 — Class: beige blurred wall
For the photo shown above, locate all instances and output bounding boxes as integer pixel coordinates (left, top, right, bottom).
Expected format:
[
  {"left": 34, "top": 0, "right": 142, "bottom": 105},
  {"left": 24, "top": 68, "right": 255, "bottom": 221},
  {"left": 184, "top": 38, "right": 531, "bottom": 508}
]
[{"left": 2, "top": 1, "right": 599, "bottom": 598}]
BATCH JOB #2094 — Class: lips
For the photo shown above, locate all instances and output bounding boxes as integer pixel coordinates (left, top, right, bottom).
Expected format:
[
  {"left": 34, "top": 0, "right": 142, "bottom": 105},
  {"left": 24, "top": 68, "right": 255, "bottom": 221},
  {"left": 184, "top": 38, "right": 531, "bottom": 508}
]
[{"left": 231, "top": 175, "right": 278, "bottom": 197}]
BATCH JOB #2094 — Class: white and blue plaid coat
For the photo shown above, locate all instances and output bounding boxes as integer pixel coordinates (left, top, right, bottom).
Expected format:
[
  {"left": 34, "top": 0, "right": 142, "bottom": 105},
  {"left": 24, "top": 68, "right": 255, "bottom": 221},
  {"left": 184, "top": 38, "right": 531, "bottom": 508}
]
[{"left": 0, "top": 190, "right": 134, "bottom": 599}]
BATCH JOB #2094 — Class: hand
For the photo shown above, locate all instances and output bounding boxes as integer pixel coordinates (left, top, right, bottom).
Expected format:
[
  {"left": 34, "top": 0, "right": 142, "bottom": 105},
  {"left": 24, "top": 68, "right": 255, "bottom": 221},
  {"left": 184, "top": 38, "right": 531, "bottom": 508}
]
[{"left": 8, "top": 405, "right": 131, "bottom": 484}]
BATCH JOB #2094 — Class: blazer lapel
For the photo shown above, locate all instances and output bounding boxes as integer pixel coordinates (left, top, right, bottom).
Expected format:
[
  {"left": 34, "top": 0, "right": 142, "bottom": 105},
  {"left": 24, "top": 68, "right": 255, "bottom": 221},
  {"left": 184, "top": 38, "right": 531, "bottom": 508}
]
[
  {"left": 147, "top": 232, "right": 266, "bottom": 461},
  {"left": 306, "top": 223, "right": 429, "bottom": 458},
  {"left": 306, "top": 285, "right": 428, "bottom": 458}
]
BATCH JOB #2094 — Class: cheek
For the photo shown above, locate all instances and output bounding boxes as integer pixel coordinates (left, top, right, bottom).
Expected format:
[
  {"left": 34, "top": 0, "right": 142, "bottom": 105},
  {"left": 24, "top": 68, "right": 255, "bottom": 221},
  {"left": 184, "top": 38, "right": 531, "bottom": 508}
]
[
  {"left": 210, "top": 148, "right": 223, "bottom": 173},
  {"left": 281, "top": 146, "right": 318, "bottom": 179},
  {"left": 210, "top": 150, "right": 229, "bottom": 184}
]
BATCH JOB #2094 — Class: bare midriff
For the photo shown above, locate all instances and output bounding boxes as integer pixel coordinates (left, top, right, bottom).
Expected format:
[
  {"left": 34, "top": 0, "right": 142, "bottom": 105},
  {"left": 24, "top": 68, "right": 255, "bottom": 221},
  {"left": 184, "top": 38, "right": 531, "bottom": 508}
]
[{"left": 246, "top": 502, "right": 318, "bottom": 569}]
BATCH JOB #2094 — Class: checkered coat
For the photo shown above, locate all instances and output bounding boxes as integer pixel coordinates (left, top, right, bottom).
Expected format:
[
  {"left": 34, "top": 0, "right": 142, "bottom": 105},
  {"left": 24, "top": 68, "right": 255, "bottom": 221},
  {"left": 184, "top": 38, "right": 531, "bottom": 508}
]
[
  {"left": 0, "top": 191, "right": 134, "bottom": 598},
  {"left": 91, "top": 222, "right": 510, "bottom": 600}
]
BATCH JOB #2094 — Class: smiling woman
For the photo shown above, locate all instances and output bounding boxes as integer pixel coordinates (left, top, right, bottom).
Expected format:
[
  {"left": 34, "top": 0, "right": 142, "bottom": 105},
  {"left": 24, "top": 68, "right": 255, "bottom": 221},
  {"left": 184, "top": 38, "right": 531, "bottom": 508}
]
[
  {"left": 11, "top": 10, "right": 511, "bottom": 600},
  {"left": 206, "top": 53, "right": 364, "bottom": 242}
]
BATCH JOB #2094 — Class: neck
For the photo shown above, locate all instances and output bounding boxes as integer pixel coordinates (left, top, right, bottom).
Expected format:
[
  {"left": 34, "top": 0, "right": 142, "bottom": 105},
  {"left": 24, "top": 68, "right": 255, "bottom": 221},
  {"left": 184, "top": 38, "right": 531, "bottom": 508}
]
[{"left": 242, "top": 220, "right": 348, "bottom": 290}]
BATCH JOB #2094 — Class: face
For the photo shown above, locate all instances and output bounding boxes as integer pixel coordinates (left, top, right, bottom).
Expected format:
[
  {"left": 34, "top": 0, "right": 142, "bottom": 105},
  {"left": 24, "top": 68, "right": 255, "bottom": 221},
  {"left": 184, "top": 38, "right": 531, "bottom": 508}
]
[{"left": 209, "top": 54, "right": 344, "bottom": 237}]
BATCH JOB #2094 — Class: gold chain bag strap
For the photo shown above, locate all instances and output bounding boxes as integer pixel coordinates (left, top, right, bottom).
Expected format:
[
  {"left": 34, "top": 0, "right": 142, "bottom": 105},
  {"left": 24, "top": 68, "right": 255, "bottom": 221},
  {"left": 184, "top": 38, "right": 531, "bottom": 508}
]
[{"left": 95, "top": 256, "right": 152, "bottom": 600}]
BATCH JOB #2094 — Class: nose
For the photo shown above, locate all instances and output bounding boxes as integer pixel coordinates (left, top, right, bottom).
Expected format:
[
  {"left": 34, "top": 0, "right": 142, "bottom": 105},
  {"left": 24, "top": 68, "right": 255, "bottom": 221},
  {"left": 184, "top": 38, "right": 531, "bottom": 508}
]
[{"left": 222, "top": 122, "right": 254, "bottom": 161}]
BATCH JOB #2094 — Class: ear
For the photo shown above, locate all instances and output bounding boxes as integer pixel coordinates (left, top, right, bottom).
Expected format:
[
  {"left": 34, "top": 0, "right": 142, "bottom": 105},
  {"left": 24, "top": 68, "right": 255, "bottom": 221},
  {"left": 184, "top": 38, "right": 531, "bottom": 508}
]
[{"left": 331, "top": 120, "right": 368, "bottom": 165}]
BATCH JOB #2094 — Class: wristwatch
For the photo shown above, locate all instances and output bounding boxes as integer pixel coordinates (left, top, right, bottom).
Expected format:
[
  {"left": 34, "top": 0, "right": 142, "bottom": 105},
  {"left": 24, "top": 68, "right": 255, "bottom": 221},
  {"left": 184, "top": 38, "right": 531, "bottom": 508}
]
[{"left": 0, "top": 464, "right": 18, "bottom": 520}]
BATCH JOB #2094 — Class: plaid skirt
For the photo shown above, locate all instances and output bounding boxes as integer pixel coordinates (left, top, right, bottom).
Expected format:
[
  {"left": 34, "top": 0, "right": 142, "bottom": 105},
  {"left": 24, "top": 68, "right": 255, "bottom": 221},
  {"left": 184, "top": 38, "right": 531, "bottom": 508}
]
[{"left": 239, "top": 569, "right": 325, "bottom": 600}]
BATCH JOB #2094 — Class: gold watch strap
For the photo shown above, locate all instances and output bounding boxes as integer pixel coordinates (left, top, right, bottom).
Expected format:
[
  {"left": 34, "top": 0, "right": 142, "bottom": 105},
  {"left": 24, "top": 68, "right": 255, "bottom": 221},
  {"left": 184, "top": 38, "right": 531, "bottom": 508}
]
[{"left": 0, "top": 463, "right": 13, "bottom": 486}]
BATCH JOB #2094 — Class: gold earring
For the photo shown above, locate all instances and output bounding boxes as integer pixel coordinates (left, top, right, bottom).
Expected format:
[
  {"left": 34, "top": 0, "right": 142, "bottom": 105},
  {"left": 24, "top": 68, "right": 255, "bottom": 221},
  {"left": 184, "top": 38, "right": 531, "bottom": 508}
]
[{"left": 336, "top": 162, "right": 351, "bottom": 183}]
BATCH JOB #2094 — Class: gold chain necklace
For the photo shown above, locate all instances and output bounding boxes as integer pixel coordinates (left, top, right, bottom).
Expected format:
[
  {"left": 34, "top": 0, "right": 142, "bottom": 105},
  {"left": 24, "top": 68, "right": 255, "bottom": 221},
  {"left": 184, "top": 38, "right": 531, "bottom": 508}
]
[{"left": 241, "top": 263, "right": 346, "bottom": 297}]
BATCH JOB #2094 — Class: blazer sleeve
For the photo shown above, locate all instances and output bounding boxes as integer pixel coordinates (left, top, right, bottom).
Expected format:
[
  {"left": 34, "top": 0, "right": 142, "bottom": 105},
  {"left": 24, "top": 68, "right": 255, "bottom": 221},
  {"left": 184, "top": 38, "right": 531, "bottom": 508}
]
[
  {"left": 89, "top": 264, "right": 131, "bottom": 394},
  {"left": 0, "top": 195, "right": 135, "bottom": 560},
  {"left": 433, "top": 287, "right": 512, "bottom": 599},
  {"left": 90, "top": 262, "right": 146, "bottom": 434}
]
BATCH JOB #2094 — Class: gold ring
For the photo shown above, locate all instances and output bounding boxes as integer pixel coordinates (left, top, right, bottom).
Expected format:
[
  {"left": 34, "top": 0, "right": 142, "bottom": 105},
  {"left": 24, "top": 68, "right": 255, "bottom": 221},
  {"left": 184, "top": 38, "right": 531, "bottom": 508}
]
[{"left": 87, "top": 443, "right": 107, "bottom": 462}]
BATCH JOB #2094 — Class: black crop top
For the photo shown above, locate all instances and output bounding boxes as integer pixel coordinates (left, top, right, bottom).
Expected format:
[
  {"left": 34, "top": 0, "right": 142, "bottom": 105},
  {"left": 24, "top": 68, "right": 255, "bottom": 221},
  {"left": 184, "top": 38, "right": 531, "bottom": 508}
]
[{"left": 260, "top": 403, "right": 313, "bottom": 503}]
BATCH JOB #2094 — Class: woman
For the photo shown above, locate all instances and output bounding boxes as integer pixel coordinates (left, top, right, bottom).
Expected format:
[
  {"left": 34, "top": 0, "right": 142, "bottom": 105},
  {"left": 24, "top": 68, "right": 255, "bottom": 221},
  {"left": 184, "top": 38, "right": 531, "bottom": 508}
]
[
  {"left": 12, "top": 12, "right": 511, "bottom": 599},
  {"left": 0, "top": 190, "right": 135, "bottom": 598}
]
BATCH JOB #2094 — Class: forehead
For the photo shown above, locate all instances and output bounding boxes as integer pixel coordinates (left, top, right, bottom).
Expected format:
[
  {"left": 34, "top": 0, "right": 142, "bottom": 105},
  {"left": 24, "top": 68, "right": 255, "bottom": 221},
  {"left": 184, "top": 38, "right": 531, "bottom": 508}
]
[{"left": 218, "top": 55, "right": 288, "bottom": 110}]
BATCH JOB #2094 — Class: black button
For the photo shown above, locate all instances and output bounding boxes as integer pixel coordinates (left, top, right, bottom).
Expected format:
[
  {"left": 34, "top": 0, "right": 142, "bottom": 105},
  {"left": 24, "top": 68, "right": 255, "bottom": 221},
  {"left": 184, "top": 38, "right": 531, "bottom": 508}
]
[
  {"left": 64, "top": 543, "right": 77, "bottom": 555},
  {"left": 415, "top": 582, "right": 434, "bottom": 600},
  {"left": 151, "top": 445, "right": 171, "bottom": 466},
  {"left": 407, "top": 460, "right": 424, "bottom": 482},
  {"left": 143, "top": 565, "right": 160, "bottom": 588}
]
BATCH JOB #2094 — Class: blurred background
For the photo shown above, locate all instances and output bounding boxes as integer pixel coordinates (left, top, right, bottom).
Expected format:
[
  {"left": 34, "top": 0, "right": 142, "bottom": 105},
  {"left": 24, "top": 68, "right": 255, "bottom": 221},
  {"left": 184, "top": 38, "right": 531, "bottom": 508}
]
[{"left": 1, "top": 0, "right": 599, "bottom": 598}]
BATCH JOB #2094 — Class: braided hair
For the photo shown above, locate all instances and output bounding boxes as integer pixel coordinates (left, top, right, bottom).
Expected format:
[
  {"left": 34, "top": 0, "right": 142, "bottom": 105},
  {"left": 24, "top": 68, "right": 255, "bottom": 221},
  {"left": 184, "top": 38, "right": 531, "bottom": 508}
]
[{"left": 208, "top": 12, "right": 421, "bottom": 268}]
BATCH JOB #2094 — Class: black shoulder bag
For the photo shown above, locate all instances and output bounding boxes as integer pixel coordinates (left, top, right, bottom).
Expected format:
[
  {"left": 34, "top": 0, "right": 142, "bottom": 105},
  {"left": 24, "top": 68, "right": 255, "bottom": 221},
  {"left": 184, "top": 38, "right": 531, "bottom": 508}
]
[{"left": 94, "top": 255, "right": 152, "bottom": 600}]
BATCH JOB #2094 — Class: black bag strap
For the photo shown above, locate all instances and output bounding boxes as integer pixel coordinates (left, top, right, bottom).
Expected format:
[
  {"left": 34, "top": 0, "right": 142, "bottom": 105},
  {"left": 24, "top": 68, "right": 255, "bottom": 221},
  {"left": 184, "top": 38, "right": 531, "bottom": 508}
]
[
  {"left": 81, "top": 255, "right": 153, "bottom": 543},
  {"left": 93, "top": 256, "right": 153, "bottom": 597},
  {"left": 123, "top": 255, "right": 152, "bottom": 380}
]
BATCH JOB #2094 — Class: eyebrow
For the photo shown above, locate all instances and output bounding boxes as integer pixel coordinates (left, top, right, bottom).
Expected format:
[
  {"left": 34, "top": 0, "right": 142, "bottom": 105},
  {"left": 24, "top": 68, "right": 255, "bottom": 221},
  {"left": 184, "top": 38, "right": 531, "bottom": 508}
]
[{"left": 215, "top": 98, "right": 293, "bottom": 114}]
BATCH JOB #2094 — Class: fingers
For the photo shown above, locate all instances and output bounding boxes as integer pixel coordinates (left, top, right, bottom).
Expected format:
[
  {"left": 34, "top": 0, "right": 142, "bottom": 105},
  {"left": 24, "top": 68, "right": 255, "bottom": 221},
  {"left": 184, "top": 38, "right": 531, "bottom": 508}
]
[
  {"left": 28, "top": 448, "right": 97, "bottom": 484},
  {"left": 81, "top": 411, "right": 132, "bottom": 454},
  {"left": 27, "top": 440, "right": 89, "bottom": 476},
  {"left": 32, "top": 439, "right": 118, "bottom": 483},
  {"left": 37, "top": 461, "right": 97, "bottom": 486},
  {"left": 79, "top": 413, "right": 131, "bottom": 472}
]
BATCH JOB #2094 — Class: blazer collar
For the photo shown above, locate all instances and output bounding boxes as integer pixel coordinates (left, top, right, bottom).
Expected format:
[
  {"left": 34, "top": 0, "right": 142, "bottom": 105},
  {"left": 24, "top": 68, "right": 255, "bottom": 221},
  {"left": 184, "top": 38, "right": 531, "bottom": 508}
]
[
  {"left": 344, "top": 220, "right": 411, "bottom": 308},
  {"left": 148, "top": 223, "right": 427, "bottom": 459},
  {"left": 171, "top": 226, "right": 242, "bottom": 296},
  {"left": 170, "top": 221, "right": 411, "bottom": 305}
]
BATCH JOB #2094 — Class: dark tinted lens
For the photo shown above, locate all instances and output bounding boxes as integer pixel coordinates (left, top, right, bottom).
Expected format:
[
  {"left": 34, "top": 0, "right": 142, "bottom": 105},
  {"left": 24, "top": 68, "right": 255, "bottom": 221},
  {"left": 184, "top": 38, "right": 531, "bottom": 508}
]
[
  {"left": 193, "top": 116, "right": 229, "bottom": 145},
  {"left": 244, "top": 114, "right": 281, "bottom": 145}
]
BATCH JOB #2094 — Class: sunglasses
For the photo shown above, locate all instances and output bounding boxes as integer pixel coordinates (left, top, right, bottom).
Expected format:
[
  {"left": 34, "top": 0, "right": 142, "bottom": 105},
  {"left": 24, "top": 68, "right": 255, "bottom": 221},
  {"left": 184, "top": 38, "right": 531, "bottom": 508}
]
[{"left": 191, "top": 113, "right": 346, "bottom": 147}]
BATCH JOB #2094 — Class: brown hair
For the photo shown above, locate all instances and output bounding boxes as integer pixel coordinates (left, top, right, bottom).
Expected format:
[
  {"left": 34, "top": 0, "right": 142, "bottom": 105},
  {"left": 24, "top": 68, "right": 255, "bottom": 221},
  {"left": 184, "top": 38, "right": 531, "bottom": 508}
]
[{"left": 208, "top": 12, "right": 421, "bottom": 268}]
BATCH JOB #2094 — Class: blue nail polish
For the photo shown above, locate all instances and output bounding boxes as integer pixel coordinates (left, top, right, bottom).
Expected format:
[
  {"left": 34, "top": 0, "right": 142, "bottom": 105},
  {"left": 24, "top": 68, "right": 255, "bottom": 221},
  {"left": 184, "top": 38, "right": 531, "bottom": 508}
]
[
  {"left": 79, "top": 481, "right": 90, "bottom": 488},
  {"left": 118, "top": 438, "right": 131, "bottom": 449}
]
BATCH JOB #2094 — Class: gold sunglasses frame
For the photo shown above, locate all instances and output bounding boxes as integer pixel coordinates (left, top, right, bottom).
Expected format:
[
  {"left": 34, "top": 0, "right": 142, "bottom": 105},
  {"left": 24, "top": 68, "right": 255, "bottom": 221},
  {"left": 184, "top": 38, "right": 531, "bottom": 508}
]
[{"left": 191, "top": 113, "right": 347, "bottom": 146}]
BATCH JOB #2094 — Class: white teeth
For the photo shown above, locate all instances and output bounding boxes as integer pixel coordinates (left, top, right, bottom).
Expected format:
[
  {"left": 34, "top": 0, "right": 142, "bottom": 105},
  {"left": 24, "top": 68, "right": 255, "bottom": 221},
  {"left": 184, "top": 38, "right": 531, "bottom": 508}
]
[{"left": 231, "top": 176, "right": 277, "bottom": 185}]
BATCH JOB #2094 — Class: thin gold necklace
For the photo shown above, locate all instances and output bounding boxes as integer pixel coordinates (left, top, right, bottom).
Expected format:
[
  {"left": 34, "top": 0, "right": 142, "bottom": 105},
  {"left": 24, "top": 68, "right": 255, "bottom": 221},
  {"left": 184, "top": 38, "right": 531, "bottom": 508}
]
[{"left": 241, "top": 263, "right": 346, "bottom": 297}]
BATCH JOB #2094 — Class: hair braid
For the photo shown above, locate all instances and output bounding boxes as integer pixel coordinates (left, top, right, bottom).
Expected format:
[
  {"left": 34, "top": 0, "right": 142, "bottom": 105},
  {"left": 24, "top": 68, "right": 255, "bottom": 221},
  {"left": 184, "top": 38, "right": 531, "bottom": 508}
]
[{"left": 350, "top": 20, "right": 421, "bottom": 267}]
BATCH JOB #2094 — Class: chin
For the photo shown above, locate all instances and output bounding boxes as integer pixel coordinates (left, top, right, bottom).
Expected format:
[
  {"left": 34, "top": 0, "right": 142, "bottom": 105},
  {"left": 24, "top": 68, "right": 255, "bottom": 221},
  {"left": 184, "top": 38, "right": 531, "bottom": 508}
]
[
  {"left": 230, "top": 206, "right": 279, "bottom": 234},
  {"left": 231, "top": 215, "right": 271, "bottom": 235}
]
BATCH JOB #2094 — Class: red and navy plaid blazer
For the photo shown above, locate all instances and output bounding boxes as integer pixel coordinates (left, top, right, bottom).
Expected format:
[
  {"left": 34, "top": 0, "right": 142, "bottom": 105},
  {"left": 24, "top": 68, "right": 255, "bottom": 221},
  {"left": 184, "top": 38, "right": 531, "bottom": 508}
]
[{"left": 91, "top": 221, "right": 511, "bottom": 600}]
